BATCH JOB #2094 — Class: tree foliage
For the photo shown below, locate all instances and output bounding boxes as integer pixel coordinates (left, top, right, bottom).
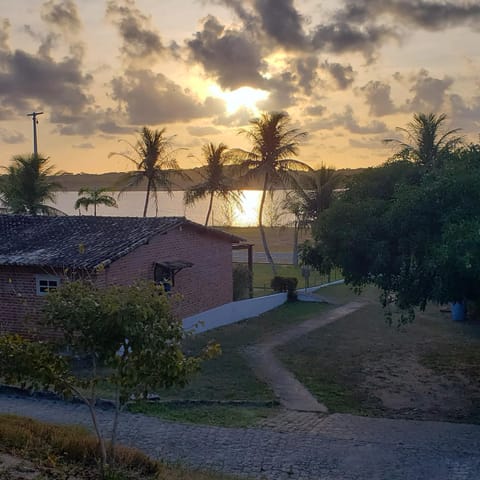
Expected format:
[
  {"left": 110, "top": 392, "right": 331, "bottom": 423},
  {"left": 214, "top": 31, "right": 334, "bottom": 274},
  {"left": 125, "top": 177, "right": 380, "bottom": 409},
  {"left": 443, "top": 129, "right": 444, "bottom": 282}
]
[
  {"left": 302, "top": 144, "right": 480, "bottom": 322},
  {"left": 240, "top": 111, "right": 311, "bottom": 274},
  {"left": 184, "top": 142, "right": 243, "bottom": 226},
  {"left": 0, "top": 280, "right": 219, "bottom": 472},
  {"left": 74, "top": 187, "right": 118, "bottom": 216},
  {"left": 0, "top": 154, "right": 62, "bottom": 215},
  {"left": 110, "top": 127, "right": 183, "bottom": 217}
]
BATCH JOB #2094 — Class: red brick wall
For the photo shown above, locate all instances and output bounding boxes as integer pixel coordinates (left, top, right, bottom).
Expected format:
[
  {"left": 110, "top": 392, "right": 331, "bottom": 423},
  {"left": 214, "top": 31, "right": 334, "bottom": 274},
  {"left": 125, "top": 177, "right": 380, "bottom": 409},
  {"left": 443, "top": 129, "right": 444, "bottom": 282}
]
[
  {"left": 102, "top": 225, "right": 233, "bottom": 318},
  {"left": 0, "top": 266, "right": 61, "bottom": 337},
  {"left": 0, "top": 226, "right": 233, "bottom": 335}
]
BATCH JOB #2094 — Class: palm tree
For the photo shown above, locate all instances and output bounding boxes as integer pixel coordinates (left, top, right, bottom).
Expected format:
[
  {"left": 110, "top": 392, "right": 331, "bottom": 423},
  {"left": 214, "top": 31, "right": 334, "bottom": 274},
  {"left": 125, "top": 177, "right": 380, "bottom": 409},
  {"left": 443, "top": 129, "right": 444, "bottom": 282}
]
[
  {"left": 384, "top": 113, "right": 462, "bottom": 170},
  {"left": 184, "top": 143, "right": 243, "bottom": 226},
  {"left": 109, "top": 127, "right": 181, "bottom": 217},
  {"left": 0, "top": 154, "right": 62, "bottom": 215},
  {"left": 283, "top": 164, "right": 340, "bottom": 265},
  {"left": 74, "top": 187, "right": 118, "bottom": 216},
  {"left": 240, "top": 111, "right": 311, "bottom": 274}
]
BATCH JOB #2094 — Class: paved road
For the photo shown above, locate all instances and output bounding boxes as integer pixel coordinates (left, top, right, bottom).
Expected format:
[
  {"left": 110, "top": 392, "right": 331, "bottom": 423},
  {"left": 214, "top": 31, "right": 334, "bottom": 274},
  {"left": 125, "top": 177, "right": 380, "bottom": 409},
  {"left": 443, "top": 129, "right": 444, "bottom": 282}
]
[{"left": 1, "top": 394, "right": 480, "bottom": 480}]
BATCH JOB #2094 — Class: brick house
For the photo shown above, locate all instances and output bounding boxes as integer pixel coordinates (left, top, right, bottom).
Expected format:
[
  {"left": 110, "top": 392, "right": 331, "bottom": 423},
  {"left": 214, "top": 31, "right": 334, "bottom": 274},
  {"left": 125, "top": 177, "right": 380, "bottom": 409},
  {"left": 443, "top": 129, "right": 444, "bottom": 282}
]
[{"left": 0, "top": 215, "right": 245, "bottom": 337}]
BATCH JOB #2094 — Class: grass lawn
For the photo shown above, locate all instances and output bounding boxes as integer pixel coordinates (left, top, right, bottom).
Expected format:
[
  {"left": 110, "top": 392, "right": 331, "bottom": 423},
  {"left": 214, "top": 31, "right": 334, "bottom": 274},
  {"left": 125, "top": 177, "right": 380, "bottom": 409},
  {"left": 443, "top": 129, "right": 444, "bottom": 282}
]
[
  {"left": 278, "top": 283, "right": 480, "bottom": 424},
  {"left": 107, "top": 301, "right": 332, "bottom": 427},
  {"left": 249, "top": 263, "right": 342, "bottom": 292},
  {"left": 0, "top": 414, "right": 240, "bottom": 480}
]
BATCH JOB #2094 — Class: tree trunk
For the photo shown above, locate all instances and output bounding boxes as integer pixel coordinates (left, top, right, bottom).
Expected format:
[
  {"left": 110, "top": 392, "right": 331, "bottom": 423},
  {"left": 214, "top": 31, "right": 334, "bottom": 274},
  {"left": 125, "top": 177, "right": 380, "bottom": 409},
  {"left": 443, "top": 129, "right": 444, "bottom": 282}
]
[
  {"left": 259, "top": 174, "right": 276, "bottom": 275},
  {"left": 94, "top": 202, "right": 97, "bottom": 217},
  {"left": 205, "top": 192, "right": 214, "bottom": 226},
  {"left": 143, "top": 178, "right": 152, "bottom": 217},
  {"left": 292, "top": 218, "right": 299, "bottom": 266}
]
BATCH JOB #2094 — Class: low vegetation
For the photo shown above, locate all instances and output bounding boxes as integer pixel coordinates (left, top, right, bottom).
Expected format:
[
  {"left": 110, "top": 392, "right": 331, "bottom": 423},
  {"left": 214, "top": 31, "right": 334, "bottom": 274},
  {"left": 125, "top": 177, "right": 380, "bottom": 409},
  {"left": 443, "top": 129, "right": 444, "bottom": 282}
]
[
  {"left": 278, "top": 283, "right": 480, "bottom": 423},
  {"left": 0, "top": 414, "right": 239, "bottom": 480}
]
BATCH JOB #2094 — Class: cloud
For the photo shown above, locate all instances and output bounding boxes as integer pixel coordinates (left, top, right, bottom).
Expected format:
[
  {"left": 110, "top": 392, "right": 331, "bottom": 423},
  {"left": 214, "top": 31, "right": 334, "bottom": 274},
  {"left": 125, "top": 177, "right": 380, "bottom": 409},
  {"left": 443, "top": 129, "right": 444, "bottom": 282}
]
[
  {"left": 253, "top": 0, "right": 306, "bottom": 49},
  {"left": 73, "top": 142, "right": 94, "bottom": 149},
  {"left": 258, "top": 72, "right": 297, "bottom": 110},
  {"left": 110, "top": 69, "right": 225, "bottom": 124},
  {"left": 311, "top": 23, "right": 396, "bottom": 61},
  {"left": 213, "top": 106, "right": 253, "bottom": 127},
  {"left": 0, "top": 19, "right": 10, "bottom": 51},
  {"left": 405, "top": 69, "right": 453, "bottom": 112},
  {"left": 106, "top": 0, "right": 165, "bottom": 62},
  {"left": 41, "top": 0, "right": 82, "bottom": 34},
  {"left": 360, "top": 80, "right": 396, "bottom": 116},
  {"left": 321, "top": 61, "right": 355, "bottom": 90},
  {"left": 187, "top": 125, "right": 221, "bottom": 136},
  {"left": 335, "top": 0, "right": 480, "bottom": 32},
  {"left": 187, "top": 15, "right": 266, "bottom": 89},
  {"left": 305, "top": 105, "right": 326, "bottom": 117},
  {"left": 0, "top": 128, "right": 26, "bottom": 144},
  {"left": 448, "top": 94, "right": 480, "bottom": 130},
  {"left": 293, "top": 56, "right": 319, "bottom": 95},
  {"left": 0, "top": 48, "right": 92, "bottom": 115}
]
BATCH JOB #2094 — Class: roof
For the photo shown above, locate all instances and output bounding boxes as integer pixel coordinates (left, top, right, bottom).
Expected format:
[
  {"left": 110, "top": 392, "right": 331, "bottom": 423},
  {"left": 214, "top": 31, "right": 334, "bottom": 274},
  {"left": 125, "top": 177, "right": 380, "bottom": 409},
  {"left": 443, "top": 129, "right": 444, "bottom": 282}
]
[{"left": 0, "top": 215, "right": 245, "bottom": 270}]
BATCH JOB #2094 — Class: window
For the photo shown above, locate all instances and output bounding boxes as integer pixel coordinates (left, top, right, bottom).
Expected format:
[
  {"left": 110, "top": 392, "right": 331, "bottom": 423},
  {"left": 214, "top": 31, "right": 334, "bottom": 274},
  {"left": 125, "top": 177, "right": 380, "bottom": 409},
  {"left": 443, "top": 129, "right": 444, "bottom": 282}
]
[{"left": 36, "top": 275, "right": 60, "bottom": 296}]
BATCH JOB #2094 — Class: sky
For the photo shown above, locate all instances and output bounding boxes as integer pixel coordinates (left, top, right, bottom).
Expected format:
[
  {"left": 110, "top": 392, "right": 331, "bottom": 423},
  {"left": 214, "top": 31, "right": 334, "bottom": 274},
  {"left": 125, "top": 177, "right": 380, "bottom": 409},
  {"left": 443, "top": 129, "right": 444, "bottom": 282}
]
[{"left": 1, "top": 0, "right": 480, "bottom": 173}]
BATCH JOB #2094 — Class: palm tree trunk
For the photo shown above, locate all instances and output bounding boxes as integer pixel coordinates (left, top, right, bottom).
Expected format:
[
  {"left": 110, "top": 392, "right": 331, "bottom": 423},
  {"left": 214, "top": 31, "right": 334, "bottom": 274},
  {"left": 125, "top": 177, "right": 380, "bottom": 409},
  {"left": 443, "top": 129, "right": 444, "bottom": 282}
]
[
  {"left": 292, "top": 218, "right": 299, "bottom": 266},
  {"left": 205, "top": 192, "right": 214, "bottom": 226},
  {"left": 94, "top": 202, "right": 97, "bottom": 217},
  {"left": 259, "top": 174, "right": 276, "bottom": 275},
  {"left": 143, "top": 178, "right": 152, "bottom": 217}
]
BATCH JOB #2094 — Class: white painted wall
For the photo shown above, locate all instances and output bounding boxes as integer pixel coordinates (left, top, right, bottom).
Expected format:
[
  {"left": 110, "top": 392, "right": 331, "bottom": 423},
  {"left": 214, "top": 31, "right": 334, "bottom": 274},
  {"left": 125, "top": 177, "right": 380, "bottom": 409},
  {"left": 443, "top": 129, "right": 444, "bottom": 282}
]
[{"left": 182, "top": 292, "right": 288, "bottom": 334}]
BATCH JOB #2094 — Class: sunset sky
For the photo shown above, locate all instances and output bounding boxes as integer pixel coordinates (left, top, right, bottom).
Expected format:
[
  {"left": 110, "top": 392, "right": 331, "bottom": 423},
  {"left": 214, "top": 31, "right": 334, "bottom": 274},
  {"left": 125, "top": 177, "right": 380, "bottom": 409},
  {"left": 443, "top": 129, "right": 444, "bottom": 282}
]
[{"left": 1, "top": 0, "right": 480, "bottom": 173}]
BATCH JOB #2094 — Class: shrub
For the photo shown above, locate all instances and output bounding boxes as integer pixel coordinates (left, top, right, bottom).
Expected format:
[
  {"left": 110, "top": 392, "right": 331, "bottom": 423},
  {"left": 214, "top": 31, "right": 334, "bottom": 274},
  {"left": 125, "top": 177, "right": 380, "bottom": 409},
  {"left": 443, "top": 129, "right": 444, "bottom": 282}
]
[
  {"left": 270, "top": 276, "right": 298, "bottom": 301},
  {"left": 233, "top": 264, "right": 252, "bottom": 301}
]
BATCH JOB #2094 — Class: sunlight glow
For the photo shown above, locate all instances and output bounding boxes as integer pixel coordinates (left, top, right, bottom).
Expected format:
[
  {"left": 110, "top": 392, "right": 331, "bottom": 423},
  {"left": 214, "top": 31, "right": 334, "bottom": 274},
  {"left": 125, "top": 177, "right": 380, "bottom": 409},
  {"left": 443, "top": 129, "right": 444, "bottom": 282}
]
[
  {"left": 233, "top": 190, "right": 262, "bottom": 227},
  {"left": 210, "top": 85, "right": 270, "bottom": 114}
]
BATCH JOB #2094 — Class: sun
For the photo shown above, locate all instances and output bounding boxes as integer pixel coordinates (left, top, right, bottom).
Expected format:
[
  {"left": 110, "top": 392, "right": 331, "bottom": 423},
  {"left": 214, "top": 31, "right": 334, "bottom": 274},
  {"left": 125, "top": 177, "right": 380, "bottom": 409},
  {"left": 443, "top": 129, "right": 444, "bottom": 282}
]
[
  {"left": 232, "top": 190, "right": 262, "bottom": 227},
  {"left": 210, "top": 85, "right": 270, "bottom": 114}
]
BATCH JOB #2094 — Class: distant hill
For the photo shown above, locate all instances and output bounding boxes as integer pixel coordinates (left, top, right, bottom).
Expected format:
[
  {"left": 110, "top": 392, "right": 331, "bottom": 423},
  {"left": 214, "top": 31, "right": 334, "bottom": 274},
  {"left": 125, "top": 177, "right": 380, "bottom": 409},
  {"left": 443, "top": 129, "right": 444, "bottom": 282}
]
[{"left": 23, "top": 166, "right": 366, "bottom": 191}]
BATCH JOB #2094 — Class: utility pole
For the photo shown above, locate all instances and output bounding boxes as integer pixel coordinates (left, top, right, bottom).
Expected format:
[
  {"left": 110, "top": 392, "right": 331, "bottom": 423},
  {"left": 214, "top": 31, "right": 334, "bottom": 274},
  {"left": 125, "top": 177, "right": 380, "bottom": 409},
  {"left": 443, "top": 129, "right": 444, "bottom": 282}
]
[{"left": 27, "top": 111, "right": 43, "bottom": 157}]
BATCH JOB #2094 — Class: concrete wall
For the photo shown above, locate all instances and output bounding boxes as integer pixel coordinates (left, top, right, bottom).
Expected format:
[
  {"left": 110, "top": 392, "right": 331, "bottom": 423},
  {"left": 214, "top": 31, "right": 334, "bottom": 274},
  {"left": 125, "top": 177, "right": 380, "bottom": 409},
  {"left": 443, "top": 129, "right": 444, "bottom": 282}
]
[{"left": 183, "top": 292, "right": 288, "bottom": 334}]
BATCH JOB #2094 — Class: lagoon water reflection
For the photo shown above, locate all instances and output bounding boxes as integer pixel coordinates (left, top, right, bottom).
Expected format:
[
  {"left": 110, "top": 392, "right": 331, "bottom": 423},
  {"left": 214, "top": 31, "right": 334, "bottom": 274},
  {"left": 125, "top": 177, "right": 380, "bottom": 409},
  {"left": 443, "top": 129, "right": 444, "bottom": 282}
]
[{"left": 51, "top": 190, "right": 294, "bottom": 227}]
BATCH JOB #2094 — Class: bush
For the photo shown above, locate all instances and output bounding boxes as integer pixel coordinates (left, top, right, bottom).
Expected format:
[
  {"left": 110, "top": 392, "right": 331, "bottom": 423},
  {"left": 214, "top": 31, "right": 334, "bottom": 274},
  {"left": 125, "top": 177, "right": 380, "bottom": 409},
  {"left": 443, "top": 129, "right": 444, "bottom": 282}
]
[
  {"left": 270, "top": 276, "right": 298, "bottom": 301},
  {"left": 233, "top": 264, "right": 252, "bottom": 301}
]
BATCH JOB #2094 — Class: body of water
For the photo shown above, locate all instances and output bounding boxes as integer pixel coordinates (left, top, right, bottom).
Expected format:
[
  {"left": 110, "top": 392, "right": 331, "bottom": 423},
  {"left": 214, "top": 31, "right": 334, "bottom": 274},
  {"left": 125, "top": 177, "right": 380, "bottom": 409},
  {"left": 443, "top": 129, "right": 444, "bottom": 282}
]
[{"left": 51, "top": 190, "right": 295, "bottom": 227}]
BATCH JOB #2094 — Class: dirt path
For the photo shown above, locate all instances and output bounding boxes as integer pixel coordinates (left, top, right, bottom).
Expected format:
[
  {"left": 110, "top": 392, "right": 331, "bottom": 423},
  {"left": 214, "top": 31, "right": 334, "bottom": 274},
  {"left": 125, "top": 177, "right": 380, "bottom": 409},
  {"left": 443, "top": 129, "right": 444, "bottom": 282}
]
[{"left": 244, "top": 301, "right": 367, "bottom": 412}]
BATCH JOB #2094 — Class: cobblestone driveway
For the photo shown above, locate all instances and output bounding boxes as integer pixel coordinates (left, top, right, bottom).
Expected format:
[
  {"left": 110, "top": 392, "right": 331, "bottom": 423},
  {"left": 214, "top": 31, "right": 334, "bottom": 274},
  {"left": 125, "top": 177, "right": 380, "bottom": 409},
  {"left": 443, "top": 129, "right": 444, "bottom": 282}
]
[{"left": 1, "top": 394, "right": 480, "bottom": 480}]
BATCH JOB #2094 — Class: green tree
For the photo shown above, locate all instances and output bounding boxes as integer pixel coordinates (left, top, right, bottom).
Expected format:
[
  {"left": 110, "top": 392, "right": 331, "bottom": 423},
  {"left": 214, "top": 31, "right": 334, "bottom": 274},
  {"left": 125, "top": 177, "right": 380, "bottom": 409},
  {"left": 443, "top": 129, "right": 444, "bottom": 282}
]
[
  {"left": 284, "top": 164, "right": 340, "bottom": 265},
  {"left": 74, "top": 187, "right": 118, "bottom": 216},
  {"left": 302, "top": 146, "right": 480, "bottom": 322},
  {"left": 240, "top": 111, "right": 311, "bottom": 274},
  {"left": 184, "top": 142, "right": 242, "bottom": 226},
  {"left": 384, "top": 112, "right": 462, "bottom": 170},
  {"left": 0, "top": 280, "right": 219, "bottom": 474},
  {"left": 110, "top": 126, "right": 182, "bottom": 217},
  {"left": 0, "top": 154, "right": 62, "bottom": 215}
]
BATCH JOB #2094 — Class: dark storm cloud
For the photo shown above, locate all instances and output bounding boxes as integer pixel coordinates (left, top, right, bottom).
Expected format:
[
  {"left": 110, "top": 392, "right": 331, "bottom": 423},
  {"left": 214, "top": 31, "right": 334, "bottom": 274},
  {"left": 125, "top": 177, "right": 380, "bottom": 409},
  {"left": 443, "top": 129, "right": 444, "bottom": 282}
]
[
  {"left": 0, "top": 48, "right": 92, "bottom": 114},
  {"left": 294, "top": 56, "right": 319, "bottom": 95},
  {"left": 360, "top": 80, "right": 396, "bottom": 116},
  {"left": 336, "top": 0, "right": 480, "bottom": 32},
  {"left": 311, "top": 23, "right": 396, "bottom": 61},
  {"left": 187, "top": 15, "right": 265, "bottom": 90},
  {"left": 321, "top": 61, "right": 355, "bottom": 90},
  {"left": 0, "top": 128, "right": 26, "bottom": 144},
  {"left": 405, "top": 69, "right": 453, "bottom": 112},
  {"left": 253, "top": 0, "right": 306, "bottom": 49},
  {"left": 41, "top": 0, "right": 82, "bottom": 33},
  {"left": 258, "top": 72, "right": 298, "bottom": 110},
  {"left": 51, "top": 108, "right": 132, "bottom": 136},
  {"left": 448, "top": 94, "right": 480, "bottom": 129},
  {"left": 110, "top": 69, "right": 225, "bottom": 125},
  {"left": 106, "top": 0, "right": 165, "bottom": 62}
]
